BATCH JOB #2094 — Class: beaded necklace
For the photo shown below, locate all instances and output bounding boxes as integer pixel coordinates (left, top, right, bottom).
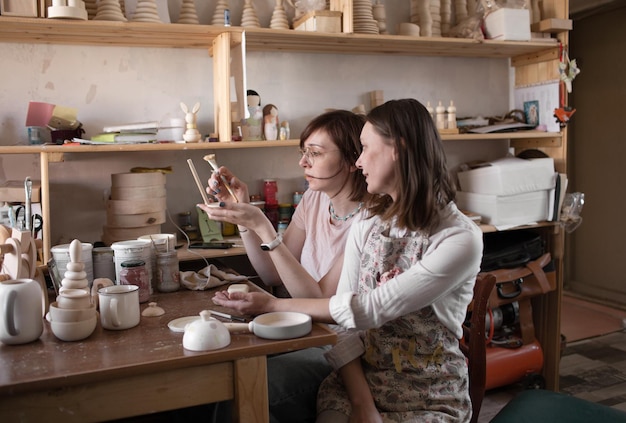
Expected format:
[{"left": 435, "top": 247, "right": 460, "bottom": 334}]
[{"left": 329, "top": 201, "right": 364, "bottom": 222}]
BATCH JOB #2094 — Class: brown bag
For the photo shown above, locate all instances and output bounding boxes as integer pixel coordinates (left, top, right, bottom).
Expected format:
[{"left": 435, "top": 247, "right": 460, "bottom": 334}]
[{"left": 483, "top": 253, "right": 556, "bottom": 308}]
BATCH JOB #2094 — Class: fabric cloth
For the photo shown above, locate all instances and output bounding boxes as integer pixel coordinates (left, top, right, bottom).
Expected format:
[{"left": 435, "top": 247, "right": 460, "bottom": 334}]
[
  {"left": 319, "top": 202, "right": 482, "bottom": 422},
  {"left": 291, "top": 189, "right": 365, "bottom": 281},
  {"left": 179, "top": 264, "right": 248, "bottom": 290}
]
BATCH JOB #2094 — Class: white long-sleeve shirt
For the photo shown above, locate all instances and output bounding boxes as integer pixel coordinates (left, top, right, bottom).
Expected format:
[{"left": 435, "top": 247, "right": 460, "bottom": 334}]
[{"left": 326, "top": 202, "right": 483, "bottom": 369}]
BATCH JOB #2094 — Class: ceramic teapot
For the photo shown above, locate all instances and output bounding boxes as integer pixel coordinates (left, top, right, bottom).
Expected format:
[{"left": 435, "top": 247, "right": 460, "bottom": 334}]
[{"left": 0, "top": 278, "right": 44, "bottom": 345}]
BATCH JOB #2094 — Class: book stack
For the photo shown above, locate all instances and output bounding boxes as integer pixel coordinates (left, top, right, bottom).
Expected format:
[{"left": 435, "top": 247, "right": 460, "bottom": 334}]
[
  {"left": 91, "top": 121, "right": 159, "bottom": 144},
  {"left": 102, "top": 172, "right": 167, "bottom": 245}
]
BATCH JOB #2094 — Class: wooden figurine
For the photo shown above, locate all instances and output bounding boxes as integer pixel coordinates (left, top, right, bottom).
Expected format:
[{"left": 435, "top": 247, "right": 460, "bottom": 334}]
[{"left": 181, "top": 102, "right": 201, "bottom": 143}]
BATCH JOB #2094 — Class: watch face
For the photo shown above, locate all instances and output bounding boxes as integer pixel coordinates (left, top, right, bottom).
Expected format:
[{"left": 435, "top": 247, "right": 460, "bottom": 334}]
[{"left": 260, "top": 245, "right": 271, "bottom": 251}]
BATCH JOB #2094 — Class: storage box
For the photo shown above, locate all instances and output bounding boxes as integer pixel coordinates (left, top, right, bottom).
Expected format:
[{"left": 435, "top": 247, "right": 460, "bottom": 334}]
[
  {"left": 484, "top": 8, "right": 531, "bottom": 41},
  {"left": 457, "top": 157, "right": 555, "bottom": 196},
  {"left": 457, "top": 190, "right": 552, "bottom": 227},
  {"left": 294, "top": 11, "right": 342, "bottom": 33},
  {"left": 0, "top": 180, "right": 41, "bottom": 202}
]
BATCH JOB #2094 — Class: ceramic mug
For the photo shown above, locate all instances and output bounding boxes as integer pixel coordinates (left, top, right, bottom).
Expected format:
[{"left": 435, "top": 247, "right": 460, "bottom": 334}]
[
  {"left": 98, "top": 285, "right": 140, "bottom": 330},
  {"left": 0, "top": 279, "right": 44, "bottom": 345}
]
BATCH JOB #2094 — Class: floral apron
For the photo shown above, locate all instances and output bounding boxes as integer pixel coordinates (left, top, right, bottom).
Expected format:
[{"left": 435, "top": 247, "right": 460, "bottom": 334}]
[{"left": 317, "top": 220, "right": 471, "bottom": 422}]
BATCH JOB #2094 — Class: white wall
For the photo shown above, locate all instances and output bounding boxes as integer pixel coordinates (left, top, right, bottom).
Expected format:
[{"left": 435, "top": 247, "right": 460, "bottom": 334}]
[{"left": 0, "top": 1, "right": 510, "bottom": 246}]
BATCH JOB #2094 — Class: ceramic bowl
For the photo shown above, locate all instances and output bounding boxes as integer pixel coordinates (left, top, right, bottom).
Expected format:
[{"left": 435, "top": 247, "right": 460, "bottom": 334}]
[
  {"left": 56, "top": 288, "right": 91, "bottom": 309},
  {"left": 48, "top": 301, "right": 97, "bottom": 323},
  {"left": 51, "top": 315, "right": 97, "bottom": 342}
]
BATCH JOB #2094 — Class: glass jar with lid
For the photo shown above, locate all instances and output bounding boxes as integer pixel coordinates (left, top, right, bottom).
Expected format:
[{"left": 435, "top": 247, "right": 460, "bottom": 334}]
[
  {"left": 156, "top": 251, "right": 180, "bottom": 293},
  {"left": 119, "top": 260, "right": 150, "bottom": 303}
]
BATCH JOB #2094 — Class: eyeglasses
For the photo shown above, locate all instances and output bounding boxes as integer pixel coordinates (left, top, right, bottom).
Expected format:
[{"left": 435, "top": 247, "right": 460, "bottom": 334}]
[{"left": 298, "top": 147, "right": 339, "bottom": 165}]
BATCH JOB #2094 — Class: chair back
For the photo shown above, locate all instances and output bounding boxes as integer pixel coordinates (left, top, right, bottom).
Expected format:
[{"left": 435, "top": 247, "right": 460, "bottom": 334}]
[{"left": 461, "top": 272, "right": 497, "bottom": 423}]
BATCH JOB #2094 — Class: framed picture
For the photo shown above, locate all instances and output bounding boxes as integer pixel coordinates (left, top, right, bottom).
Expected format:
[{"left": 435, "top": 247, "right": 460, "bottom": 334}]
[
  {"left": 524, "top": 100, "right": 540, "bottom": 127},
  {"left": 1, "top": 0, "right": 38, "bottom": 17}
]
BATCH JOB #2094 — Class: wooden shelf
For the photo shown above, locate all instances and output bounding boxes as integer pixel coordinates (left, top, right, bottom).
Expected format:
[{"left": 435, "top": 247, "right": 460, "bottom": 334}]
[
  {"left": 0, "top": 16, "right": 558, "bottom": 59},
  {"left": 0, "top": 131, "right": 561, "bottom": 154}
]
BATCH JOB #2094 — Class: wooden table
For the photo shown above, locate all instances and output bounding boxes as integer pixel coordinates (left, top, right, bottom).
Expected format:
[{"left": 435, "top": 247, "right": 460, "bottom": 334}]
[{"left": 0, "top": 286, "right": 336, "bottom": 422}]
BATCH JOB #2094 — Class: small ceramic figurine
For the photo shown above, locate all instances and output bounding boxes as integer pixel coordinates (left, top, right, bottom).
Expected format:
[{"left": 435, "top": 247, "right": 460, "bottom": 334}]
[
  {"left": 181, "top": 102, "right": 201, "bottom": 143},
  {"left": 263, "top": 104, "right": 279, "bottom": 141},
  {"left": 270, "top": 0, "right": 290, "bottom": 30},
  {"left": 246, "top": 90, "right": 263, "bottom": 140}
]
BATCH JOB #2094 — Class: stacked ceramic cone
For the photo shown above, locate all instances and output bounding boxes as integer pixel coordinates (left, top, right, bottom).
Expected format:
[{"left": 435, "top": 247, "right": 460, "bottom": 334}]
[
  {"left": 92, "top": 0, "right": 127, "bottom": 21},
  {"left": 130, "top": 0, "right": 163, "bottom": 23},
  {"left": 372, "top": 2, "right": 387, "bottom": 35},
  {"left": 352, "top": 0, "right": 379, "bottom": 35},
  {"left": 429, "top": 0, "right": 442, "bottom": 37},
  {"left": 84, "top": 0, "right": 97, "bottom": 20},
  {"left": 411, "top": 0, "right": 435, "bottom": 37},
  {"left": 270, "top": 0, "right": 289, "bottom": 30},
  {"left": 103, "top": 172, "right": 167, "bottom": 245},
  {"left": 49, "top": 239, "right": 98, "bottom": 342},
  {"left": 177, "top": 0, "right": 200, "bottom": 24},
  {"left": 212, "top": 0, "right": 229, "bottom": 26},
  {"left": 241, "top": 0, "right": 261, "bottom": 28}
]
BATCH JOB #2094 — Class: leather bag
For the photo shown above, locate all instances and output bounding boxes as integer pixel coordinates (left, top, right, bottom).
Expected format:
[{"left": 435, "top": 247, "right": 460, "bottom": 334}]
[{"left": 484, "top": 252, "right": 556, "bottom": 308}]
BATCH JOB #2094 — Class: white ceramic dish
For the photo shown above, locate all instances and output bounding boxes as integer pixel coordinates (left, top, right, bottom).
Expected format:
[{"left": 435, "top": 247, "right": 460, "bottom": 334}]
[
  {"left": 225, "top": 311, "right": 312, "bottom": 340},
  {"left": 168, "top": 316, "right": 200, "bottom": 333}
]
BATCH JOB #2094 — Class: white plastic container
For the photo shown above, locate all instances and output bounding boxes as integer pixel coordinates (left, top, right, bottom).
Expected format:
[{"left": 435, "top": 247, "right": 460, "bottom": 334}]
[
  {"left": 92, "top": 247, "right": 116, "bottom": 282},
  {"left": 51, "top": 242, "right": 94, "bottom": 286},
  {"left": 111, "top": 239, "right": 152, "bottom": 287}
]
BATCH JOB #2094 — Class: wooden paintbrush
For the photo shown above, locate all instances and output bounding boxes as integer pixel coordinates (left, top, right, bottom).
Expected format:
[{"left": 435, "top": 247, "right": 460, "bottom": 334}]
[{"left": 203, "top": 154, "right": 239, "bottom": 203}]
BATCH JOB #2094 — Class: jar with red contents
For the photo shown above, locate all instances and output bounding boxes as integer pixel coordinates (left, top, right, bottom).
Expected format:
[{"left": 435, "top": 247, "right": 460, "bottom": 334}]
[
  {"left": 119, "top": 260, "right": 150, "bottom": 303},
  {"left": 263, "top": 179, "right": 278, "bottom": 206}
]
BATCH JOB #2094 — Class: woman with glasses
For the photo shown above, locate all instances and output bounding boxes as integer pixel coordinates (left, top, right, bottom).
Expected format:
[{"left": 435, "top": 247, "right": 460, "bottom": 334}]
[
  {"left": 200, "top": 109, "right": 372, "bottom": 423},
  {"left": 211, "top": 99, "right": 483, "bottom": 422}
]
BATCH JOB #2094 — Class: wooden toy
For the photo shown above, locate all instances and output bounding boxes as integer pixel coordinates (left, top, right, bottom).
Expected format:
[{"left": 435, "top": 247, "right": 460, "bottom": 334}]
[{"left": 181, "top": 102, "right": 201, "bottom": 143}]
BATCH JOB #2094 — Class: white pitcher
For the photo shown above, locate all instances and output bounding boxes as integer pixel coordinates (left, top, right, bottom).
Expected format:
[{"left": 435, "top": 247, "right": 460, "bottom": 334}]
[{"left": 0, "top": 278, "right": 44, "bottom": 345}]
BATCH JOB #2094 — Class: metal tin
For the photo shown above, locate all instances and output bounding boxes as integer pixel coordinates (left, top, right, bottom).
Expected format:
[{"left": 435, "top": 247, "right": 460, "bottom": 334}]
[{"left": 224, "top": 9, "right": 231, "bottom": 26}]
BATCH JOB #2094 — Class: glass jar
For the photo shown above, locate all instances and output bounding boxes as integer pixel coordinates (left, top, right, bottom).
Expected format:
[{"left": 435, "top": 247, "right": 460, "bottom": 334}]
[
  {"left": 263, "top": 179, "right": 278, "bottom": 206},
  {"left": 156, "top": 251, "right": 180, "bottom": 293},
  {"left": 119, "top": 260, "right": 150, "bottom": 303}
]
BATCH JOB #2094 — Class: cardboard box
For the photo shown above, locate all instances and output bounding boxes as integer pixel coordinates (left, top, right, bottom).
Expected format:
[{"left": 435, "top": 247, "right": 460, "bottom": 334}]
[
  {"left": 457, "top": 190, "right": 551, "bottom": 227},
  {"left": 457, "top": 157, "right": 555, "bottom": 196},
  {"left": 294, "top": 10, "right": 342, "bottom": 33},
  {"left": 484, "top": 8, "right": 531, "bottom": 41}
]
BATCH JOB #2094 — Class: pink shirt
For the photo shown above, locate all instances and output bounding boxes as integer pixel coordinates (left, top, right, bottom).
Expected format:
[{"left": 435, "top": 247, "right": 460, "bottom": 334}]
[{"left": 290, "top": 190, "right": 365, "bottom": 281}]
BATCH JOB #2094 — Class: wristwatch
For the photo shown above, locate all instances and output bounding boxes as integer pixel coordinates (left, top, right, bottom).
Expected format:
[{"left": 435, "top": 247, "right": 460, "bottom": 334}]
[{"left": 260, "top": 234, "right": 283, "bottom": 251}]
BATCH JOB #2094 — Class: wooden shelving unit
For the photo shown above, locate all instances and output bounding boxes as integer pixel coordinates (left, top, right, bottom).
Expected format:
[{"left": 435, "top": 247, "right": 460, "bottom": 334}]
[{"left": 0, "top": 4, "right": 569, "bottom": 391}]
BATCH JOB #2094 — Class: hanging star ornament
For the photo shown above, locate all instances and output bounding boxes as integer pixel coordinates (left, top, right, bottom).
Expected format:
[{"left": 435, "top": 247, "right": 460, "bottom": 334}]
[{"left": 559, "top": 54, "right": 581, "bottom": 94}]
